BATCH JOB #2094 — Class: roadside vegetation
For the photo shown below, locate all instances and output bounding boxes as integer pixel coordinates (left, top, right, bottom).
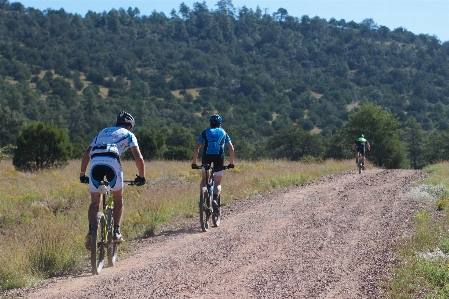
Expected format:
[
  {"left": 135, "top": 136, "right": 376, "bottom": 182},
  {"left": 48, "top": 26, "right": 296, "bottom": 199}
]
[
  {"left": 0, "top": 158, "right": 354, "bottom": 290},
  {"left": 388, "top": 162, "right": 449, "bottom": 298}
]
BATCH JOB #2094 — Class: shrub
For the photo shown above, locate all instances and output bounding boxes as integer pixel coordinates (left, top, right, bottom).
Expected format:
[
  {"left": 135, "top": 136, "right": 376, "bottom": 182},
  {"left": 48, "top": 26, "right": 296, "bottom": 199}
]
[
  {"left": 13, "top": 122, "right": 72, "bottom": 171},
  {"left": 163, "top": 146, "right": 192, "bottom": 160}
]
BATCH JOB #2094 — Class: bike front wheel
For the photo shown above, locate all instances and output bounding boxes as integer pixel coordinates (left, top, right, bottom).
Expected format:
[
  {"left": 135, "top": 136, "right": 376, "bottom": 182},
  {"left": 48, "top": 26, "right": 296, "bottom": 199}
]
[
  {"left": 199, "top": 187, "right": 210, "bottom": 232},
  {"left": 106, "top": 208, "right": 118, "bottom": 267},
  {"left": 91, "top": 212, "right": 106, "bottom": 275},
  {"left": 212, "top": 195, "right": 221, "bottom": 227}
]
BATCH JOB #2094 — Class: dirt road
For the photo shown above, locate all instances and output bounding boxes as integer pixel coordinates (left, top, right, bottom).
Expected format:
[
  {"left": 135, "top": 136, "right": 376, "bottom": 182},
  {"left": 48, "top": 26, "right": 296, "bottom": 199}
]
[{"left": 3, "top": 168, "right": 426, "bottom": 299}]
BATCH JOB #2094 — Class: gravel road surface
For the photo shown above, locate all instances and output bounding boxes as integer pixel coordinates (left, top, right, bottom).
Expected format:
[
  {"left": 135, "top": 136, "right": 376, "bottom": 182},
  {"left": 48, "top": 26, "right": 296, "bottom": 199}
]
[{"left": 3, "top": 168, "right": 427, "bottom": 299}]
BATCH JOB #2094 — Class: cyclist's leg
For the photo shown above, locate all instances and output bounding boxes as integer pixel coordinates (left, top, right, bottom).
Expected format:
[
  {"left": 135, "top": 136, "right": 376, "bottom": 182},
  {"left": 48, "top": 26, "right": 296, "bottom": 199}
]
[
  {"left": 200, "top": 155, "right": 212, "bottom": 190},
  {"left": 212, "top": 156, "right": 225, "bottom": 201},
  {"left": 200, "top": 169, "right": 207, "bottom": 189},
  {"left": 361, "top": 146, "right": 366, "bottom": 165},
  {"left": 107, "top": 159, "right": 124, "bottom": 238},
  {"left": 88, "top": 192, "right": 101, "bottom": 227},
  {"left": 214, "top": 173, "right": 223, "bottom": 197},
  {"left": 111, "top": 190, "right": 124, "bottom": 225},
  {"left": 89, "top": 163, "right": 109, "bottom": 231},
  {"left": 87, "top": 163, "right": 106, "bottom": 249}
]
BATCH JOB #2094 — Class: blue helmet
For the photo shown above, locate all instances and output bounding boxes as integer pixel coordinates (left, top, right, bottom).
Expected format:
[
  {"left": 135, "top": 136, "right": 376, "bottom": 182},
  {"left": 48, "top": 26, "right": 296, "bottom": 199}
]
[{"left": 209, "top": 114, "right": 222, "bottom": 127}]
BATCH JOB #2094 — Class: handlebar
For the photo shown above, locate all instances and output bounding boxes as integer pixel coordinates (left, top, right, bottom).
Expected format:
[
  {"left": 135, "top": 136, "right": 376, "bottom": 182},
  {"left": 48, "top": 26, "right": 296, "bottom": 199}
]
[
  {"left": 191, "top": 164, "right": 234, "bottom": 170},
  {"left": 98, "top": 180, "right": 138, "bottom": 186}
]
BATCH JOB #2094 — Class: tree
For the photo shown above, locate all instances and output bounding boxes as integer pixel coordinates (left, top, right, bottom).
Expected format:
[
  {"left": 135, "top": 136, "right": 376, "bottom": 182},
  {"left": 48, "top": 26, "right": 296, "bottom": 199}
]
[
  {"left": 165, "top": 124, "right": 195, "bottom": 149},
  {"left": 13, "top": 122, "right": 72, "bottom": 171},
  {"left": 0, "top": 106, "right": 27, "bottom": 147},
  {"left": 274, "top": 8, "right": 288, "bottom": 21},
  {"left": 136, "top": 128, "right": 165, "bottom": 160},
  {"left": 267, "top": 125, "right": 324, "bottom": 160},
  {"left": 342, "top": 104, "right": 408, "bottom": 169},
  {"left": 402, "top": 117, "right": 425, "bottom": 169},
  {"left": 163, "top": 146, "right": 192, "bottom": 160}
]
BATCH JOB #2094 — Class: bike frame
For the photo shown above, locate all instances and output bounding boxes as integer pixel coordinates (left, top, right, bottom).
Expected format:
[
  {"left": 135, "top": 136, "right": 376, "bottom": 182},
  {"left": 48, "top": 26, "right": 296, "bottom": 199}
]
[
  {"left": 91, "top": 180, "right": 135, "bottom": 275},
  {"left": 357, "top": 151, "right": 364, "bottom": 174},
  {"left": 204, "top": 164, "right": 214, "bottom": 209},
  {"left": 101, "top": 189, "right": 114, "bottom": 247},
  {"left": 193, "top": 163, "right": 228, "bottom": 232}
]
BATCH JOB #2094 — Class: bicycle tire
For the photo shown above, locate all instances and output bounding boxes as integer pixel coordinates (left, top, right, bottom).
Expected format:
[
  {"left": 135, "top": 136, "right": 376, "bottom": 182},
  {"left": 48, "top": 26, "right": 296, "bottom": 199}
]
[
  {"left": 106, "top": 208, "right": 118, "bottom": 267},
  {"left": 212, "top": 195, "right": 221, "bottom": 227},
  {"left": 91, "top": 211, "right": 106, "bottom": 275},
  {"left": 199, "top": 187, "right": 210, "bottom": 232},
  {"left": 358, "top": 153, "right": 363, "bottom": 174}
]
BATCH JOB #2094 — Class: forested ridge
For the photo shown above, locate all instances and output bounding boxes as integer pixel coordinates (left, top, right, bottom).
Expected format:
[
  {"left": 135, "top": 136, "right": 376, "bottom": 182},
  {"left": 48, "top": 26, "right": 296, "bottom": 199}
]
[{"left": 1, "top": 0, "right": 449, "bottom": 167}]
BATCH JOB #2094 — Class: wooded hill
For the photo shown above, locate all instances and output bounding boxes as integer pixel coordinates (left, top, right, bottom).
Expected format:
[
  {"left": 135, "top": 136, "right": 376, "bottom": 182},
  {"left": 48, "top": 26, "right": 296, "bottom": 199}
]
[{"left": 1, "top": 0, "right": 448, "bottom": 167}]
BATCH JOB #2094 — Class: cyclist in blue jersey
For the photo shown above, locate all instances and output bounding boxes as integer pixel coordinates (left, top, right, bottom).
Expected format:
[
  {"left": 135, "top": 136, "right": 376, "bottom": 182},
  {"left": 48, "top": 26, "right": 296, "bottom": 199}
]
[
  {"left": 351, "top": 134, "right": 370, "bottom": 168},
  {"left": 191, "top": 114, "right": 235, "bottom": 213},
  {"left": 79, "top": 111, "right": 146, "bottom": 249}
]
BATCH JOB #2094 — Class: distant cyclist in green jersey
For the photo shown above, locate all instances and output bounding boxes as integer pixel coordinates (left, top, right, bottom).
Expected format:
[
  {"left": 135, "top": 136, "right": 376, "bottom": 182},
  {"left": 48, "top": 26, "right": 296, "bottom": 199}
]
[
  {"left": 351, "top": 134, "right": 370, "bottom": 168},
  {"left": 191, "top": 114, "right": 235, "bottom": 212}
]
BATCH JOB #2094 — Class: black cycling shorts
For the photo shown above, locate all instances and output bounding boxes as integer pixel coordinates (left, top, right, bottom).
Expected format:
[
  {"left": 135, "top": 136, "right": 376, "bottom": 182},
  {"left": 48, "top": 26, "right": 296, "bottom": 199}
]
[
  {"left": 356, "top": 145, "right": 366, "bottom": 155},
  {"left": 202, "top": 154, "right": 224, "bottom": 172}
]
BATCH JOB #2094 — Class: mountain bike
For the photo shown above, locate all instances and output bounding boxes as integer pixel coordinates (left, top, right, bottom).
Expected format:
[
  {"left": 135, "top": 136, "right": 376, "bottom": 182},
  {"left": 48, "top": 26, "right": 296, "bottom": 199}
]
[
  {"left": 356, "top": 151, "right": 364, "bottom": 174},
  {"left": 192, "top": 164, "right": 229, "bottom": 232},
  {"left": 90, "top": 180, "right": 135, "bottom": 275}
]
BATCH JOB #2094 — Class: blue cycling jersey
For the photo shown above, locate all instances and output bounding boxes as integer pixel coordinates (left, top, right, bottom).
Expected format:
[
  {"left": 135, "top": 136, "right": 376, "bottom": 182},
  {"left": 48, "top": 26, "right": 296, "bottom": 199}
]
[{"left": 197, "top": 127, "right": 231, "bottom": 155}]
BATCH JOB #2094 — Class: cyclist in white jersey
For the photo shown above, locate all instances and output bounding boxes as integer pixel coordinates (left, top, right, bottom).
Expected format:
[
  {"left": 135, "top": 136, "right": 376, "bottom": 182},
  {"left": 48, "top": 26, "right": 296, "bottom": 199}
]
[{"left": 80, "top": 111, "right": 145, "bottom": 248}]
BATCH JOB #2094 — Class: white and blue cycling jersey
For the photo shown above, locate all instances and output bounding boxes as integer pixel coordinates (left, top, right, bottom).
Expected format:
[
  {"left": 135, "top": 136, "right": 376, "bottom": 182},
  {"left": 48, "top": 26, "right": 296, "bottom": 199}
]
[
  {"left": 89, "top": 126, "right": 138, "bottom": 159},
  {"left": 197, "top": 127, "right": 231, "bottom": 156},
  {"left": 88, "top": 126, "right": 138, "bottom": 192}
]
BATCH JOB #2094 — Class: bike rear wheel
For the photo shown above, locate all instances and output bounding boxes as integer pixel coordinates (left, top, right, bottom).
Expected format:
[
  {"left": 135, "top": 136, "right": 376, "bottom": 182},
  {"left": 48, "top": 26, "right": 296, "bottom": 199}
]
[
  {"left": 199, "top": 187, "right": 210, "bottom": 232},
  {"left": 106, "top": 208, "right": 118, "bottom": 267},
  {"left": 91, "top": 212, "right": 106, "bottom": 275},
  {"left": 212, "top": 195, "right": 221, "bottom": 227}
]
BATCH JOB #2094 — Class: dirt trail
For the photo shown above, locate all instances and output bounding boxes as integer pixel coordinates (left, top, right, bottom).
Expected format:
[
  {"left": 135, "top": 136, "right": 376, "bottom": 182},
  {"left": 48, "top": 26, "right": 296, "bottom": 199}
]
[{"left": 3, "top": 168, "right": 427, "bottom": 299}]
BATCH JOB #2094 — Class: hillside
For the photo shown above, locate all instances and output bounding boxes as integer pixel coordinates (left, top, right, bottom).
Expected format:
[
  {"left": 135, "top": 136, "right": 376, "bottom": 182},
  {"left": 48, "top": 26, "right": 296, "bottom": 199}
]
[{"left": 1, "top": 1, "right": 449, "bottom": 163}]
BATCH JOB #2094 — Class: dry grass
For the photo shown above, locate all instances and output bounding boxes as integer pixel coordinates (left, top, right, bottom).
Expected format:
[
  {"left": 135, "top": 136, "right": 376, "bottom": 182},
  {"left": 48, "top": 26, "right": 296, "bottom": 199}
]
[
  {"left": 0, "top": 159, "right": 354, "bottom": 290},
  {"left": 171, "top": 88, "right": 202, "bottom": 99},
  {"left": 388, "top": 162, "right": 449, "bottom": 298}
]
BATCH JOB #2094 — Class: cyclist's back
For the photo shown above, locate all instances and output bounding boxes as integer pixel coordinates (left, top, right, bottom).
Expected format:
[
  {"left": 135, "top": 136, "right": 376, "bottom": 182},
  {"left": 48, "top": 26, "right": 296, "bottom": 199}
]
[
  {"left": 355, "top": 136, "right": 368, "bottom": 150},
  {"left": 191, "top": 114, "right": 234, "bottom": 212},
  {"left": 90, "top": 126, "right": 137, "bottom": 159}
]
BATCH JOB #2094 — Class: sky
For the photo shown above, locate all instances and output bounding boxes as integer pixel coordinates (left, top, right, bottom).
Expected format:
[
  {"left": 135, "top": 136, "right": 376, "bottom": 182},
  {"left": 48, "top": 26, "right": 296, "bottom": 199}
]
[{"left": 18, "top": 0, "right": 449, "bottom": 43}]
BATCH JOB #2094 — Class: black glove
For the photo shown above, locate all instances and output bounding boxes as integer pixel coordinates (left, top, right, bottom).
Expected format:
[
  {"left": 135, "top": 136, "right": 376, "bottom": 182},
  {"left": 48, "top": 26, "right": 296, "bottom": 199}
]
[
  {"left": 191, "top": 163, "right": 199, "bottom": 169},
  {"left": 80, "top": 175, "right": 89, "bottom": 184},
  {"left": 134, "top": 175, "right": 146, "bottom": 186},
  {"left": 227, "top": 163, "right": 235, "bottom": 169}
]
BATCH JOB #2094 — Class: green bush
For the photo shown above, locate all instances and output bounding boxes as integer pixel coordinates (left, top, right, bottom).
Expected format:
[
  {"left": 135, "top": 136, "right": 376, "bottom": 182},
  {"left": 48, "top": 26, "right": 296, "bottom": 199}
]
[
  {"left": 13, "top": 122, "right": 72, "bottom": 171},
  {"left": 163, "top": 146, "right": 192, "bottom": 160}
]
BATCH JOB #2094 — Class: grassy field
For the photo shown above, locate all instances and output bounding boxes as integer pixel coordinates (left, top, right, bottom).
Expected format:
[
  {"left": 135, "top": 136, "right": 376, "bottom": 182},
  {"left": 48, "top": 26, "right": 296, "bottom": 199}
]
[
  {"left": 388, "top": 162, "right": 449, "bottom": 298},
  {"left": 4, "top": 158, "right": 449, "bottom": 297},
  {"left": 0, "top": 158, "right": 354, "bottom": 290}
]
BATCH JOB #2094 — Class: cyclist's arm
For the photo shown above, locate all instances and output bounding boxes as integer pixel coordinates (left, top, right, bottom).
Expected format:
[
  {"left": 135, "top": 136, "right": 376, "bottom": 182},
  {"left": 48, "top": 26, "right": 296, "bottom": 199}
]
[
  {"left": 366, "top": 142, "right": 371, "bottom": 150},
  {"left": 131, "top": 146, "right": 145, "bottom": 178},
  {"left": 80, "top": 146, "right": 92, "bottom": 174},
  {"left": 192, "top": 141, "right": 202, "bottom": 165},
  {"left": 226, "top": 141, "right": 234, "bottom": 165},
  {"left": 351, "top": 143, "right": 356, "bottom": 150}
]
